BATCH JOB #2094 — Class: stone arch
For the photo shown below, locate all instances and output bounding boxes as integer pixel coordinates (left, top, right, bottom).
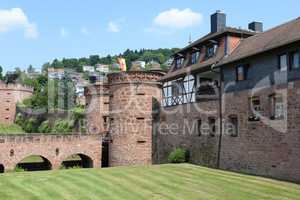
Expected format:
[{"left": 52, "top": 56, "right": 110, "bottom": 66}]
[
  {"left": 0, "top": 164, "right": 4, "bottom": 173},
  {"left": 16, "top": 155, "right": 52, "bottom": 172},
  {"left": 61, "top": 153, "right": 94, "bottom": 169}
]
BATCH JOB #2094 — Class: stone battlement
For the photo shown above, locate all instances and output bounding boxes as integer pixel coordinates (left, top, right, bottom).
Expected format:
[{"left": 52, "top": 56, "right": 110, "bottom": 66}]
[
  {"left": 0, "top": 83, "right": 33, "bottom": 93},
  {"left": 108, "top": 71, "right": 164, "bottom": 85},
  {"left": 0, "top": 134, "right": 101, "bottom": 144}
]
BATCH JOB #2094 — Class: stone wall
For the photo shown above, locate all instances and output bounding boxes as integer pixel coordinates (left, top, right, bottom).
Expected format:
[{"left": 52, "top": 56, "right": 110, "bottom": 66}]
[
  {"left": 85, "top": 83, "right": 110, "bottom": 134},
  {"left": 0, "top": 83, "right": 33, "bottom": 124},
  {"left": 108, "top": 71, "right": 163, "bottom": 166},
  {"left": 220, "top": 81, "right": 300, "bottom": 183},
  {"left": 0, "top": 134, "right": 102, "bottom": 171},
  {"left": 154, "top": 100, "right": 220, "bottom": 168}
]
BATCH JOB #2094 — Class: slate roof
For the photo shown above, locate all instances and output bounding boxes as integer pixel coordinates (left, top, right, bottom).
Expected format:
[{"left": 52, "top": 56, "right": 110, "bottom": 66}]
[
  {"left": 161, "top": 17, "right": 300, "bottom": 82},
  {"left": 216, "top": 17, "right": 300, "bottom": 66}
]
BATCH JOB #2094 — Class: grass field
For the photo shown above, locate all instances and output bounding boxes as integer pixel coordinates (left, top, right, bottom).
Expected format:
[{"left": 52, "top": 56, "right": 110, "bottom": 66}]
[
  {"left": 0, "top": 164, "right": 299, "bottom": 200},
  {"left": 0, "top": 124, "right": 24, "bottom": 135}
]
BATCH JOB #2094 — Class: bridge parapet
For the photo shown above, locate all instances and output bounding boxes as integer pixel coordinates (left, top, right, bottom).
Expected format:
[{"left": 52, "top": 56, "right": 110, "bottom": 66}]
[{"left": 0, "top": 134, "right": 102, "bottom": 171}]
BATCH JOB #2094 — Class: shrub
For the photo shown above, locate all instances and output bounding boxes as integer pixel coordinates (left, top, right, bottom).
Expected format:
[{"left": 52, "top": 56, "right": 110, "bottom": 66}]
[
  {"left": 53, "top": 119, "right": 73, "bottom": 133},
  {"left": 168, "top": 148, "right": 188, "bottom": 164},
  {"left": 23, "top": 117, "right": 39, "bottom": 133},
  {"left": 38, "top": 120, "right": 51, "bottom": 133},
  {"left": 14, "top": 166, "right": 26, "bottom": 172},
  {"left": 15, "top": 113, "right": 24, "bottom": 126}
]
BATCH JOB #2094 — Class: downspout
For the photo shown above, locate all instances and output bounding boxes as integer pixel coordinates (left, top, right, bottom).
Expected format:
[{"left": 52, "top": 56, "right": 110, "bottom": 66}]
[{"left": 211, "top": 63, "right": 223, "bottom": 169}]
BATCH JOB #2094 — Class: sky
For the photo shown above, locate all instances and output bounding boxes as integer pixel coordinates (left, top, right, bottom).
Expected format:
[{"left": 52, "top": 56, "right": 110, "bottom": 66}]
[{"left": 0, "top": 0, "right": 299, "bottom": 72}]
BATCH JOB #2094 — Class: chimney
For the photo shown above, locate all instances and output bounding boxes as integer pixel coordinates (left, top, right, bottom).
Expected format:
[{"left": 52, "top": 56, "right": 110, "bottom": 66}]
[
  {"left": 211, "top": 10, "right": 226, "bottom": 33},
  {"left": 248, "top": 22, "right": 263, "bottom": 32}
]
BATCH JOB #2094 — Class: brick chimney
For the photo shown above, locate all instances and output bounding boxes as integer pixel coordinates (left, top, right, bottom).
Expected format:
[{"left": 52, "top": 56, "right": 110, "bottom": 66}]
[
  {"left": 211, "top": 10, "right": 226, "bottom": 33},
  {"left": 248, "top": 22, "right": 263, "bottom": 32}
]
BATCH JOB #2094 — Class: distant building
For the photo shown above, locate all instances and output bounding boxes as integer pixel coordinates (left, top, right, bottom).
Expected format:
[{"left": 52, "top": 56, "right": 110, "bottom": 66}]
[
  {"left": 164, "top": 58, "right": 174, "bottom": 67},
  {"left": 132, "top": 61, "right": 146, "bottom": 69},
  {"left": 47, "top": 68, "right": 64, "bottom": 79},
  {"left": 95, "top": 64, "right": 109, "bottom": 73},
  {"left": 83, "top": 66, "right": 95, "bottom": 73}
]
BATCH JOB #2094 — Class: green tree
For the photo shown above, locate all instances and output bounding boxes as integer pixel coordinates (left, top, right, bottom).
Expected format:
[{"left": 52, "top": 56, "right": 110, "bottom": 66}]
[
  {"left": 27, "top": 65, "right": 35, "bottom": 74},
  {"left": 0, "top": 65, "right": 3, "bottom": 80}
]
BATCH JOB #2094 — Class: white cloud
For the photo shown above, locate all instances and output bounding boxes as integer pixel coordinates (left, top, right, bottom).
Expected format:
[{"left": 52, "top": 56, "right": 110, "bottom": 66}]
[
  {"left": 107, "top": 21, "right": 120, "bottom": 33},
  {"left": 80, "top": 27, "right": 89, "bottom": 35},
  {"left": 154, "top": 8, "right": 202, "bottom": 29},
  {"left": 60, "top": 27, "right": 68, "bottom": 37},
  {"left": 0, "top": 8, "right": 38, "bottom": 39}
]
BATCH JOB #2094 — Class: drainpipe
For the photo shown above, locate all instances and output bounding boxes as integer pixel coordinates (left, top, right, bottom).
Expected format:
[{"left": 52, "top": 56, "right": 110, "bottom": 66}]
[{"left": 211, "top": 64, "right": 223, "bottom": 169}]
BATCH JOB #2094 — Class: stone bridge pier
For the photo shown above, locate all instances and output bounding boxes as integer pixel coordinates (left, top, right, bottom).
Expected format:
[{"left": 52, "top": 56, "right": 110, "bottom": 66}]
[{"left": 0, "top": 134, "right": 102, "bottom": 172}]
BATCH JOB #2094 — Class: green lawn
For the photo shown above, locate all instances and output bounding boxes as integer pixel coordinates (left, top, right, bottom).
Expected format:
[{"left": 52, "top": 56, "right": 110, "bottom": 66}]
[
  {"left": 0, "top": 164, "right": 299, "bottom": 200},
  {"left": 0, "top": 124, "right": 24, "bottom": 135}
]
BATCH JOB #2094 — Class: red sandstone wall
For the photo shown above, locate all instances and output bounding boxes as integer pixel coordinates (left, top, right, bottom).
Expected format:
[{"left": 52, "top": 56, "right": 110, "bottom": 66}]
[
  {"left": 0, "top": 83, "right": 33, "bottom": 124},
  {"left": 108, "top": 71, "right": 163, "bottom": 167},
  {"left": 0, "top": 134, "right": 102, "bottom": 171},
  {"left": 221, "top": 81, "right": 300, "bottom": 182},
  {"left": 154, "top": 100, "right": 220, "bottom": 167},
  {"left": 85, "top": 84, "right": 110, "bottom": 134}
]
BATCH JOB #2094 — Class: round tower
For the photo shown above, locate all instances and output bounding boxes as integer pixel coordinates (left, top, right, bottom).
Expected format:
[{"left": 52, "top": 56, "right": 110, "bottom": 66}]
[{"left": 107, "top": 69, "right": 164, "bottom": 166}]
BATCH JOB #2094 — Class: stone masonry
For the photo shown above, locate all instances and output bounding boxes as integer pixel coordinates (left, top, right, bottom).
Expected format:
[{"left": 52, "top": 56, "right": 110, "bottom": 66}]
[
  {"left": 0, "top": 82, "right": 33, "bottom": 124},
  {"left": 0, "top": 134, "right": 102, "bottom": 171},
  {"left": 107, "top": 71, "right": 163, "bottom": 166}
]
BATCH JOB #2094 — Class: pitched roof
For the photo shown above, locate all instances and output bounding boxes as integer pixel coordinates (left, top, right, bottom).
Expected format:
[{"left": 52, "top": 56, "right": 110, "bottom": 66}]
[
  {"left": 175, "top": 27, "right": 255, "bottom": 55},
  {"left": 216, "top": 17, "right": 300, "bottom": 66}
]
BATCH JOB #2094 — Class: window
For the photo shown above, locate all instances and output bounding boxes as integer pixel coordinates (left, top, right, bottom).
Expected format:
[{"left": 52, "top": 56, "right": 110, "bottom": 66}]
[
  {"left": 183, "top": 75, "right": 195, "bottom": 103},
  {"left": 248, "top": 96, "right": 262, "bottom": 121},
  {"left": 279, "top": 54, "right": 288, "bottom": 71},
  {"left": 227, "top": 115, "right": 238, "bottom": 137},
  {"left": 290, "top": 51, "right": 300, "bottom": 70},
  {"left": 175, "top": 57, "right": 184, "bottom": 69},
  {"left": 191, "top": 52, "right": 200, "bottom": 65},
  {"left": 270, "top": 94, "right": 285, "bottom": 120},
  {"left": 196, "top": 77, "right": 217, "bottom": 99},
  {"left": 197, "top": 119, "right": 202, "bottom": 136},
  {"left": 208, "top": 117, "right": 216, "bottom": 137},
  {"left": 162, "top": 75, "right": 195, "bottom": 107},
  {"left": 236, "top": 64, "right": 248, "bottom": 81},
  {"left": 162, "top": 81, "right": 172, "bottom": 107},
  {"left": 206, "top": 45, "right": 218, "bottom": 58}
]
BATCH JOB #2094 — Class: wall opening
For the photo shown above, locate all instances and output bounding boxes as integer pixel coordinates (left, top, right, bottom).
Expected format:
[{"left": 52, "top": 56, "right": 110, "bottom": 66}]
[
  {"left": 102, "top": 141, "right": 109, "bottom": 168},
  {"left": 0, "top": 164, "right": 4, "bottom": 173},
  {"left": 16, "top": 155, "right": 52, "bottom": 172},
  {"left": 61, "top": 154, "right": 93, "bottom": 169}
]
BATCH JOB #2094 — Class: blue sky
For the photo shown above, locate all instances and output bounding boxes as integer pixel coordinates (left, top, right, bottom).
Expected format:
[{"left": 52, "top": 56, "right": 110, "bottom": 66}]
[{"left": 0, "top": 0, "right": 299, "bottom": 72}]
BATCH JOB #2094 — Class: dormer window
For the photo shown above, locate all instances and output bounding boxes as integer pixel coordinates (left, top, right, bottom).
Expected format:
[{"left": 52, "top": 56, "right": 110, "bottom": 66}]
[
  {"left": 191, "top": 52, "right": 200, "bottom": 65},
  {"left": 206, "top": 44, "right": 218, "bottom": 58},
  {"left": 175, "top": 57, "right": 184, "bottom": 69}
]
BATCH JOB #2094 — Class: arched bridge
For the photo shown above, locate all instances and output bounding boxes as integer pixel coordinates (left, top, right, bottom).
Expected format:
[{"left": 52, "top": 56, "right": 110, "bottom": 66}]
[{"left": 0, "top": 134, "right": 102, "bottom": 172}]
